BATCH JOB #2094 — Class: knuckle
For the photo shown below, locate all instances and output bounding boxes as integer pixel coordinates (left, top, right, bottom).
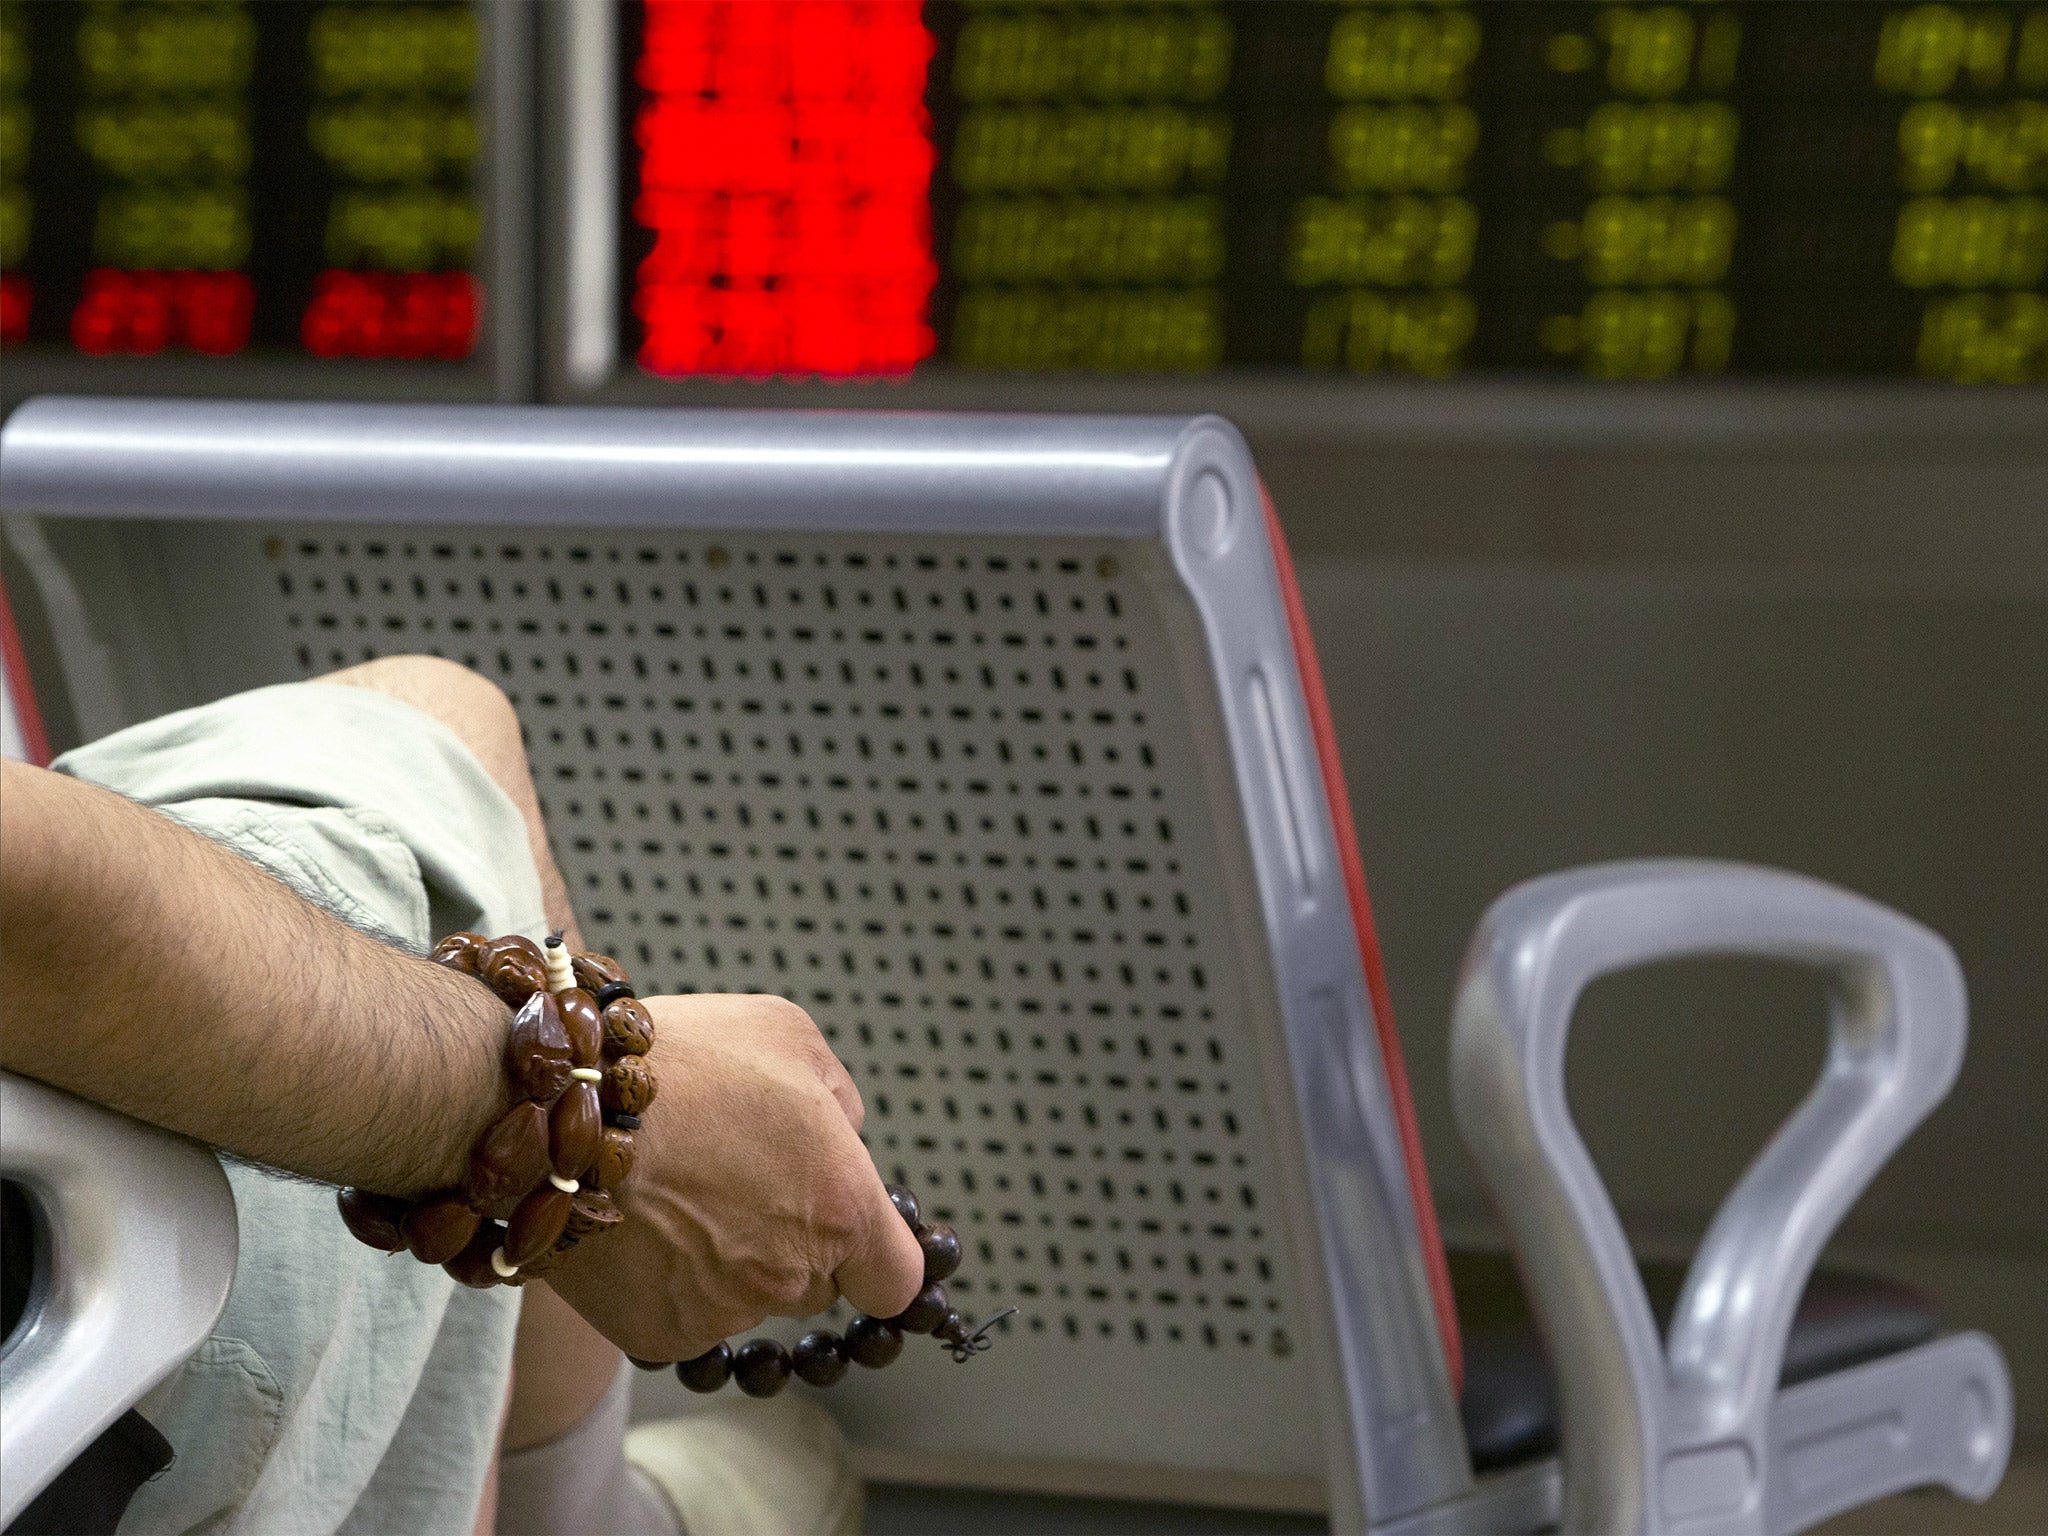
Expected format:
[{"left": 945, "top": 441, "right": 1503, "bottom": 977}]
[
  {"left": 764, "top": 1273, "right": 815, "bottom": 1316},
  {"left": 819, "top": 1158, "right": 876, "bottom": 1239},
  {"left": 733, "top": 1252, "right": 814, "bottom": 1316},
  {"left": 755, "top": 993, "right": 820, "bottom": 1040}
]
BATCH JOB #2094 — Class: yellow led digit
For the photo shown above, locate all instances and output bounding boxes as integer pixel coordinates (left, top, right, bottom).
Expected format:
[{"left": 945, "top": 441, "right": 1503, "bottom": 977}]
[
  {"left": 1598, "top": 6, "right": 1696, "bottom": 98},
  {"left": 1326, "top": 7, "right": 1481, "bottom": 101}
]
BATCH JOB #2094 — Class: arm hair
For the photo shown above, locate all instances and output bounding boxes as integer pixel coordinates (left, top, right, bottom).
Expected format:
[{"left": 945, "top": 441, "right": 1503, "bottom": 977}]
[{"left": 1, "top": 758, "right": 507, "bottom": 1195}]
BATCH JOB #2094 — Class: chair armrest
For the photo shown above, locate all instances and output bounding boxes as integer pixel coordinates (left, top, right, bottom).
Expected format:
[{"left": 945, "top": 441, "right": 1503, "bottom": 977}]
[
  {"left": 1448, "top": 860, "right": 2009, "bottom": 1535},
  {"left": 1, "top": 1072, "right": 238, "bottom": 1527},
  {"left": 1766, "top": 1331, "right": 2008, "bottom": 1533}
]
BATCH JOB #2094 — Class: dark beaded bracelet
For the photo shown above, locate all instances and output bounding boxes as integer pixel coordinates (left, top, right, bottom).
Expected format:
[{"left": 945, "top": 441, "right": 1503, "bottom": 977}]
[{"left": 667, "top": 1181, "right": 1013, "bottom": 1397}]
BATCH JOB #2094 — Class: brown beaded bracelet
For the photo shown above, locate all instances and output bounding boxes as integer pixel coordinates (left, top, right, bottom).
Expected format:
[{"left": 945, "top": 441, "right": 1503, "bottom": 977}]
[
  {"left": 335, "top": 933, "right": 656, "bottom": 1288},
  {"left": 652, "top": 1181, "right": 1013, "bottom": 1397}
]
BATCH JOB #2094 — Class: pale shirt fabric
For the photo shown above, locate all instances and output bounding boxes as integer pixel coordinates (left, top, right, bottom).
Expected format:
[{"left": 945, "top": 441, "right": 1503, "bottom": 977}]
[{"left": 54, "top": 681, "right": 547, "bottom": 1536}]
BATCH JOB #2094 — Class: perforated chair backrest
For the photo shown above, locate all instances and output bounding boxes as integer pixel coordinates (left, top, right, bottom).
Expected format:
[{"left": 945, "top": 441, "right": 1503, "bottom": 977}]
[{"left": 0, "top": 399, "right": 1471, "bottom": 1526}]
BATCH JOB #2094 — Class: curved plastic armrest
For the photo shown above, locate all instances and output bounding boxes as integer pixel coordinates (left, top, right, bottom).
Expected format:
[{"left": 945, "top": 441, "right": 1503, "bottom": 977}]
[
  {"left": 1, "top": 1072, "right": 238, "bottom": 1528},
  {"left": 1448, "top": 860, "right": 2011, "bottom": 1536}
]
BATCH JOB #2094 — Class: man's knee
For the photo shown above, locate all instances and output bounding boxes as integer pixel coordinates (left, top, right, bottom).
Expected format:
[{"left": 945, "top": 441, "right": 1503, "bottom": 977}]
[{"left": 317, "top": 656, "right": 525, "bottom": 771}]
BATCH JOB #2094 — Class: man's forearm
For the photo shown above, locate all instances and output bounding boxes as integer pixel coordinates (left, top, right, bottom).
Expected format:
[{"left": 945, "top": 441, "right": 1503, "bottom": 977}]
[{"left": 1, "top": 758, "right": 509, "bottom": 1195}]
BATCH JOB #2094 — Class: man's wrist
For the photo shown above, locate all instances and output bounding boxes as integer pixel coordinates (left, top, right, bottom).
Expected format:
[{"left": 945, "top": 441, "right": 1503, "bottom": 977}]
[{"left": 394, "top": 961, "right": 520, "bottom": 1198}]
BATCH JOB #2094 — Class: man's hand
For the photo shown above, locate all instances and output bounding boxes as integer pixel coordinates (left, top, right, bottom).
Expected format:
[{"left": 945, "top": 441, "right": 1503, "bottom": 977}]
[{"left": 543, "top": 994, "right": 926, "bottom": 1362}]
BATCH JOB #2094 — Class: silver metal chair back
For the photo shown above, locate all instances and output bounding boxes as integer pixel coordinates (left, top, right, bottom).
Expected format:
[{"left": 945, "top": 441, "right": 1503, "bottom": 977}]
[{"left": 0, "top": 398, "right": 1474, "bottom": 1529}]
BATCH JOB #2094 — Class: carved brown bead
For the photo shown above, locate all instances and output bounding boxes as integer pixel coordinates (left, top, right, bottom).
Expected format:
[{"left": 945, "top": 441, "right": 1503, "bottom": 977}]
[
  {"left": 514, "top": 1240, "right": 570, "bottom": 1280},
  {"left": 507, "top": 991, "right": 573, "bottom": 1103},
  {"left": 484, "top": 950, "right": 548, "bottom": 1007},
  {"left": 336, "top": 1187, "right": 409, "bottom": 1252},
  {"left": 401, "top": 1194, "right": 482, "bottom": 1265},
  {"left": 564, "top": 1188, "right": 623, "bottom": 1238},
  {"left": 918, "top": 1223, "right": 962, "bottom": 1284},
  {"left": 465, "top": 1100, "right": 551, "bottom": 1208},
  {"left": 549, "top": 1081, "right": 602, "bottom": 1182},
  {"left": 600, "top": 1054, "right": 657, "bottom": 1116},
  {"left": 444, "top": 1222, "right": 507, "bottom": 1289},
  {"left": 792, "top": 1330, "right": 849, "bottom": 1386},
  {"left": 557, "top": 988, "right": 604, "bottom": 1068},
  {"left": 571, "top": 953, "right": 628, "bottom": 993},
  {"left": 591, "top": 1127, "right": 635, "bottom": 1191},
  {"left": 430, "top": 932, "right": 489, "bottom": 975},
  {"left": 506, "top": 1184, "right": 574, "bottom": 1266},
  {"left": 486, "top": 934, "right": 547, "bottom": 968},
  {"left": 601, "top": 997, "right": 655, "bottom": 1057},
  {"left": 843, "top": 1315, "right": 904, "bottom": 1369}
]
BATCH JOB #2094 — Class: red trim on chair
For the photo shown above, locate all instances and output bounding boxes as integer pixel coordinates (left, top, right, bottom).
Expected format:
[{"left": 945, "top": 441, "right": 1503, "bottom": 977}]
[
  {"left": 0, "top": 578, "right": 52, "bottom": 767},
  {"left": 1260, "top": 487, "right": 1463, "bottom": 1395}
]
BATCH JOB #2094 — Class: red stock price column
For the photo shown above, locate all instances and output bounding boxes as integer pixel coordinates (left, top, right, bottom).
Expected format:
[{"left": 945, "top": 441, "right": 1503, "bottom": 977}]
[
  {"left": 297, "top": 4, "right": 482, "bottom": 362},
  {"left": 631, "top": 0, "right": 938, "bottom": 377}
]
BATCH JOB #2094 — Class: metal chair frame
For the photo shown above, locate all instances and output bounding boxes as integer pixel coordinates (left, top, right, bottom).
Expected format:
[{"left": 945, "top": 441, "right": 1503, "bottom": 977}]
[{"left": 0, "top": 398, "right": 2011, "bottom": 1533}]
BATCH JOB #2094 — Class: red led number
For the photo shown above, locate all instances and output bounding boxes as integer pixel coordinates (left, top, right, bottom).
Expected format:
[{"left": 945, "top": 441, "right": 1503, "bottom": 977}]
[
  {"left": 302, "top": 271, "right": 479, "bottom": 361},
  {"left": 0, "top": 275, "right": 28, "bottom": 346},
  {"left": 70, "top": 271, "right": 254, "bottom": 356},
  {"left": 633, "top": 0, "right": 938, "bottom": 378}
]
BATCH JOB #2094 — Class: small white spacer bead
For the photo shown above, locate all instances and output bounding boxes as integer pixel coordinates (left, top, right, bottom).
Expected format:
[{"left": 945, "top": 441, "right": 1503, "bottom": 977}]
[
  {"left": 570, "top": 1066, "right": 603, "bottom": 1083},
  {"left": 490, "top": 1247, "right": 518, "bottom": 1279},
  {"left": 549, "top": 1173, "right": 579, "bottom": 1193},
  {"left": 543, "top": 940, "right": 577, "bottom": 996}
]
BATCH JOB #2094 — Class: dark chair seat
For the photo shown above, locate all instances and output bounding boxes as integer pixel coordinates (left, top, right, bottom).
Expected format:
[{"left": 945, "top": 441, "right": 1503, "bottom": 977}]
[{"left": 1450, "top": 1249, "right": 1939, "bottom": 1473}]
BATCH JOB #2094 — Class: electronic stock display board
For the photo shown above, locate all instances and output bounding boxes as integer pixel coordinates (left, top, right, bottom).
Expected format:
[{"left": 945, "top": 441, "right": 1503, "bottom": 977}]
[
  {"left": 0, "top": 0, "right": 522, "bottom": 397},
  {"left": 589, "top": 0, "right": 2048, "bottom": 387}
]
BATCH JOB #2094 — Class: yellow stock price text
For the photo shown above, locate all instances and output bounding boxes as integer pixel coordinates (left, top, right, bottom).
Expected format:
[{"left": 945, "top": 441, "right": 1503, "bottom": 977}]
[
  {"left": 952, "top": 288, "right": 1223, "bottom": 372},
  {"left": 1541, "top": 290, "right": 1736, "bottom": 378},
  {"left": 92, "top": 187, "right": 249, "bottom": 267},
  {"left": 1289, "top": 195, "right": 1477, "bottom": 287},
  {"left": 1546, "top": 102, "right": 1740, "bottom": 195},
  {"left": 1325, "top": 6, "right": 1480, "bottom": 102},
  {"left": 1893, "top": 195, "right": 2048, "bottom": 287},
  {"left": 309, "top": 5, "right": 475, "bottom": 98},
  {"left": 953, "top": 196, "right": 1224, "bottom": 285},
  {"left": 953, "top": 107, "right": 1230, "bottom": 193},
  {"left": 1899, "top": 102, "right": 2048, "bottom": 194},
  {"left": 310, "top": 103, "right": 477, "bottom": 184},
  {"left": 1, "top": 187, "right": 27, "bottom": 269},
  {"left": 1876, "top": 6, "right": 2047, "bottom": 96},
  {"left": 1328, "top": 103, "right": 1479, "bottom": 193},
  {"left": 325, "top": 189, "right": 477, "bottom": 270},
  {"left": 953, "top": 8, "right": 1231, "bottom": 102},
  {"left": 1301, "top": 289, "right": 1475, "bottom": 374},
  {"left": 1545, "top": 195, "right": 1737, "bottom": 287},
  {"left": 76, "top": 2, "right": 253, "bottom": 95},
  {"left": 76, "top": 102, "right": 248, "bottom": 181},
  {"left": 1916, "top": 292, "right": 2048, "bottom": 380}
]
